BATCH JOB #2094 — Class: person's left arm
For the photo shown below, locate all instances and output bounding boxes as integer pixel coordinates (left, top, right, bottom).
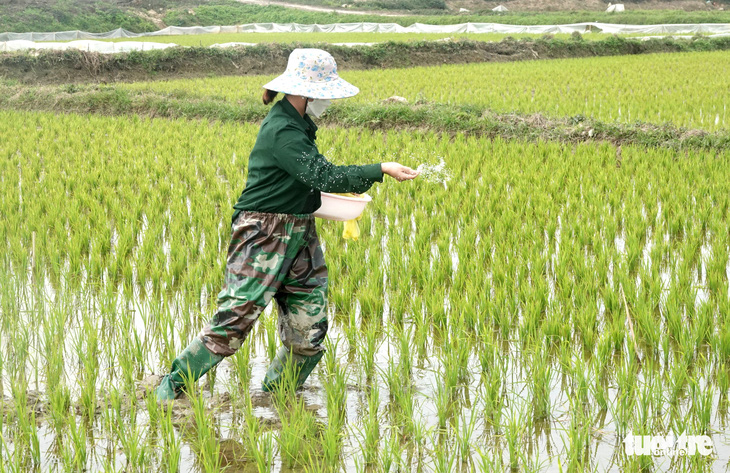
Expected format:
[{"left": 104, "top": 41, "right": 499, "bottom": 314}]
[{"left": 273, "top": 127, "right": 384, "bottom": 193}]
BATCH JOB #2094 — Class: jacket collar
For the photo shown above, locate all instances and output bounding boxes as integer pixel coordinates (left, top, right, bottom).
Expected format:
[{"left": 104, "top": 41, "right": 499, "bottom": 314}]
[{"left": 279, "top": 96, "right": 318, "bottom": 140}]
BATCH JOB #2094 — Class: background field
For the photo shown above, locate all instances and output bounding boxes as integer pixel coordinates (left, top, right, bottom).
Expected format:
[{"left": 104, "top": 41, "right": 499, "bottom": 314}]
[
  {"left": 116, "top": 50, "right": 730, "bottom": 131},
  {"left": 3, "top": 1, "right": 730, "bottom": 34}
]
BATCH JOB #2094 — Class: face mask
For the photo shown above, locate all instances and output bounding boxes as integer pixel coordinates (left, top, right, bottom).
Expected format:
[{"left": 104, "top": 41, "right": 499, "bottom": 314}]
[{"left": 307, "top": 99, "right": 332, "bottom": 118}]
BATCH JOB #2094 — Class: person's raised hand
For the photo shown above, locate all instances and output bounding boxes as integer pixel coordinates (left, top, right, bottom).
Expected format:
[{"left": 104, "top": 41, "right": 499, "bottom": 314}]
[{"left": 381, "top": 163, "right": 420, "bottom": 182}]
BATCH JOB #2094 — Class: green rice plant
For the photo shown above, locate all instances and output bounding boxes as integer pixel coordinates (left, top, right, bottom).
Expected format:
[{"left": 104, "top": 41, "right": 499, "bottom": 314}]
[
  {"left": 75, "top": 314, "right": 100, "bottom": 421},
  {"left": 230, "top": 337, "right": 252, "bottom": 392},
  {"left": 378, "top": 428, "right": 403, "bottom": 473},
  {"left": 110, "top": 391, "right": 148, "bottom": 471},
  {"left": 160, "top": 406, "right": 182, "bottom": 473},
  {"left": 570, "top": 355, "right": 590, "bottom": 412},
  {"left": 706, "top": 238, "right": 728, "bottom": 298},
  {"left": 433, "top": 435, "right": 457, "bottom": 473},
  {"left": 322, "top": 339, "right": 347, "bottom": 422},
  {"left": 276, "top": 398, "right": 313, "bottom": 468},
  {"left": 145, "top": 386, "right": 162, "bottom": 430},
  {"left": 455, "top": 407, "right": 478, "bottom": 465},
  {"left": 64, "top": 411, "right": 88, "bottom": 472},
  {"left": 476, "top": 447, "right": 502, "bottom": 473},
  {"left": 263, "top": 311, "right": 278, "bottom": 362},
  {"left": 575, "top": 305, "right": 598, "bottom": 356},
  {"left": 477, "top": 330, "right": 498, "bottom": 377},
  {"left": 590, "top": 363, "right": 609, "bottom": 413},
  {"left": 634, "top": 376, "right": 654, "bottom": 437},
  {"left": 320, "top": 417, "right": 343, "bottom": 470},
  {"left": 481, "top": 364, "right": 504, "bottom": 432},
  {"left": 117, "top": 324, "right": 145, "bottom": 396},
  {"left": 359, "top": 320, "right": 381, "bottom": 381},
  {"left": 187, "top": 383, "right": 221, "bottom": 473},
  {"left": 561, "top": 389, "right": 595, "bottom": 471},
  {"left": 527, "top": 345, "right": 552, "bottom": 422},
  {"left": 503, "top": 402, "right": 527, "bottom": 471},
  {"left": 10, "top": 380, "right": 40, "bottom": 469},
  {"left": 242, "top": 395, "right": 275, "bottom": 472},
  {"left": 717, "top": 363, "right": 730, "bottom": 412},
  {"left": 271, "top": 357, "right": 321, "bottom": 469},
  {"left": 611, "top": 357, "right": 637, "bottom": 438},
  {"left": 664, "top": 289, "right": 685, "bottom": 346},
  {"left": 690, "top": 378, "right": 714, "bottom": 436},
  {"left": 668, "top": 349, "right": 691, "bottom": 406},
  {"left": 363, "top": 383, "right": 381, "bottom": 466},
  {"left": 413, "top": 313, "right": 430, "bottom": 364},
  {"left": 344, "top": 305, "right": 359, "bottom": 355},
  {"left": 396, "top": 324, "right": 413, "bottom": 381},
  {"left": 692, "top": 306, "right": 714, "bottom": 360},
  {"left": 44, "top": 350, "right": 72, "bottom": 436},
  {"left": 433, "top": 378, "right": 453, "bottom": 434}
]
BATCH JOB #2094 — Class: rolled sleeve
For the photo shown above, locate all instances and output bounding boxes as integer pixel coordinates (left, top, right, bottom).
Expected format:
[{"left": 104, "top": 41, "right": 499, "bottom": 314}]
[{"left": 360, "top": 163, "right": 384, "bottom": 181}]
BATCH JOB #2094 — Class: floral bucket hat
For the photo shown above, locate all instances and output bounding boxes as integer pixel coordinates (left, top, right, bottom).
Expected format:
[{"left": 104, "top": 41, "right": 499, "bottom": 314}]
[{"left": 263, "top": 48, "right": 359, "bottom": 100}]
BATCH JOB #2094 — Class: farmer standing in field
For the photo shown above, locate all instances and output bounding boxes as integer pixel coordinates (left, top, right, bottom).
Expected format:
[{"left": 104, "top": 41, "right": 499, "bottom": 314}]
[{"left": 156, "top": 48, "right": 419, "bottom": 400}]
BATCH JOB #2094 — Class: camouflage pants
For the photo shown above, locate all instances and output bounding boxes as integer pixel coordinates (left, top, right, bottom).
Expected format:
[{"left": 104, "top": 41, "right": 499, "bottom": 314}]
[{"left": 198, "top": 211, "right": 328, "bottom": 358}]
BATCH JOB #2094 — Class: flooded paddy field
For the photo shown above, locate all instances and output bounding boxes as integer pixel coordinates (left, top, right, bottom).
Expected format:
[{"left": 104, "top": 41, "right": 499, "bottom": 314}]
[{"left": 2, "top": 110, "right": 730, "bottom": 472}]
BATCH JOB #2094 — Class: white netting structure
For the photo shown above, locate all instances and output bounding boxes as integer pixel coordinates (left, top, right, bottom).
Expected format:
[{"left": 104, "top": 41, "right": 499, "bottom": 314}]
[
  {"left": 2, "top": 21, "right": 730, "bottom": 41},
  {"left": 1, "top": 22, "right": 729, "bottom": 53},
  {"left": 0, "top": 40, "right": 178, "bottom": 53}
]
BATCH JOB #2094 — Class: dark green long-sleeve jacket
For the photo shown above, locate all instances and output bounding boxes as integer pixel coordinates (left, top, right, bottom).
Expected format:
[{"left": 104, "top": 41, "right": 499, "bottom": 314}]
[{"left": 232, "top": 98, "right": 383, "bottom": 220}]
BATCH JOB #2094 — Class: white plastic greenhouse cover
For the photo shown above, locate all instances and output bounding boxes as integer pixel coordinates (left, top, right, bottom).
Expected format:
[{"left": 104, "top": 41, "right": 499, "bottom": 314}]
[
  {"left": 2, "top": 21, "right": 730, "bottom": 42},
  {"left": 0, "top": 40, "right": 177, "bottom": 53},
  {"left": 2, "top": 22, "right": 730, "bottom": 53}
]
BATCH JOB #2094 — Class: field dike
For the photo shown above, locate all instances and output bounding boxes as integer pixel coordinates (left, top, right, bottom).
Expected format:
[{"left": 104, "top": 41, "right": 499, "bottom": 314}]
[
  {"left": 1, "top": 81, "right": 728, "bottom": 151},
  {"left": 1, "top": 35, "right": 729, "bottom": 85}
]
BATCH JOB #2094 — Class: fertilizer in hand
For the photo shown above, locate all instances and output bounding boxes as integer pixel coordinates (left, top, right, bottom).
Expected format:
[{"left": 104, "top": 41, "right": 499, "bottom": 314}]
[{"left": 416, "top": 158, "right": 451, "bottom": 184}]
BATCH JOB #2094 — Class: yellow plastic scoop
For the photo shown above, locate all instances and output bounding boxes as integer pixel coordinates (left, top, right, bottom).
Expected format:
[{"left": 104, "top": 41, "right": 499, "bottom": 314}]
[{"left": 328, "top": 193, "right": 365, "bottom": 241}]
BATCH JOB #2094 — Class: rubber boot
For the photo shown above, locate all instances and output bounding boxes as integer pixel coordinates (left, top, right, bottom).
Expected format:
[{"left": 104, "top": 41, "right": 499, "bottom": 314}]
[
  {"left": 156, "top": 338, "right": 224, "bottom": 401},
  {"left": 261, "top": 346, "right": 324, "bottom": 393}
]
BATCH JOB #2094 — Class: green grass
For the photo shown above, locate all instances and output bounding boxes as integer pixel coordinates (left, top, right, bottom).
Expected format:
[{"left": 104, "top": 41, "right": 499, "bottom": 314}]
[
  {"left": 110, "top": 50, "right": 730, "bottom": 131},
  {"left": 0, "top": 1, "right": 156, "bottom": 34},
  {"left": 163, "top": 2, "right": 730, "bottom": 28}
]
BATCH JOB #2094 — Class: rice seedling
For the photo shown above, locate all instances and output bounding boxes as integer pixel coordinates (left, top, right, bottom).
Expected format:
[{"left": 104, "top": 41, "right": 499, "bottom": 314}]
[
  {"left": 504, "top": 402, "right": 528, "bottom": 471},
  {"left": 527, "top": 345, "right": 552, "bottom": 422},
  {"left": 230, "top": 337, "right": 252, "bottom": 392},
  {"left": 160, "top": 406, "right": 182, "bottom": 473},
  {"left": 455, "top": 406, "right": 478, "bottom": 466},
  {"left": 358, "top": 320, "right": 381, "bottom": 382},
  {"left": 187, "top": 383, "right": 221, "bottom": 473},
  {"left": 362, "top": 383, "right": 381, "bottom": 466},
  {"left": 242, "top": 394, "right": 275, "bottom": 472},
  {"left": 433, "top": 435, "right": 457, "bottom": 473},
  {"left": 65, "top": 413, "right": 88, "bottom": 472}
]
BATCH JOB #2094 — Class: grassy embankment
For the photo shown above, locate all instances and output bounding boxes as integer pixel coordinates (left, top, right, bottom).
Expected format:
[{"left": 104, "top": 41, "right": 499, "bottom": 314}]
[
  {"left": 3, "top": 34, "right": 729, "bottom": 84},
  {"left": 2, "top": 1, "right": 730, "bottom": 34},
  {"left": 2, "top": 45, "right": 729, "bottom": 151}
]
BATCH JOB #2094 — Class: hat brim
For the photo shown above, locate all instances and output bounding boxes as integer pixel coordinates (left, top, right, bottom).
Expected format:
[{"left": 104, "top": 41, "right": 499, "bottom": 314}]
[{"left": 262, "top": 73, "right": 359, "bottom": 99}]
